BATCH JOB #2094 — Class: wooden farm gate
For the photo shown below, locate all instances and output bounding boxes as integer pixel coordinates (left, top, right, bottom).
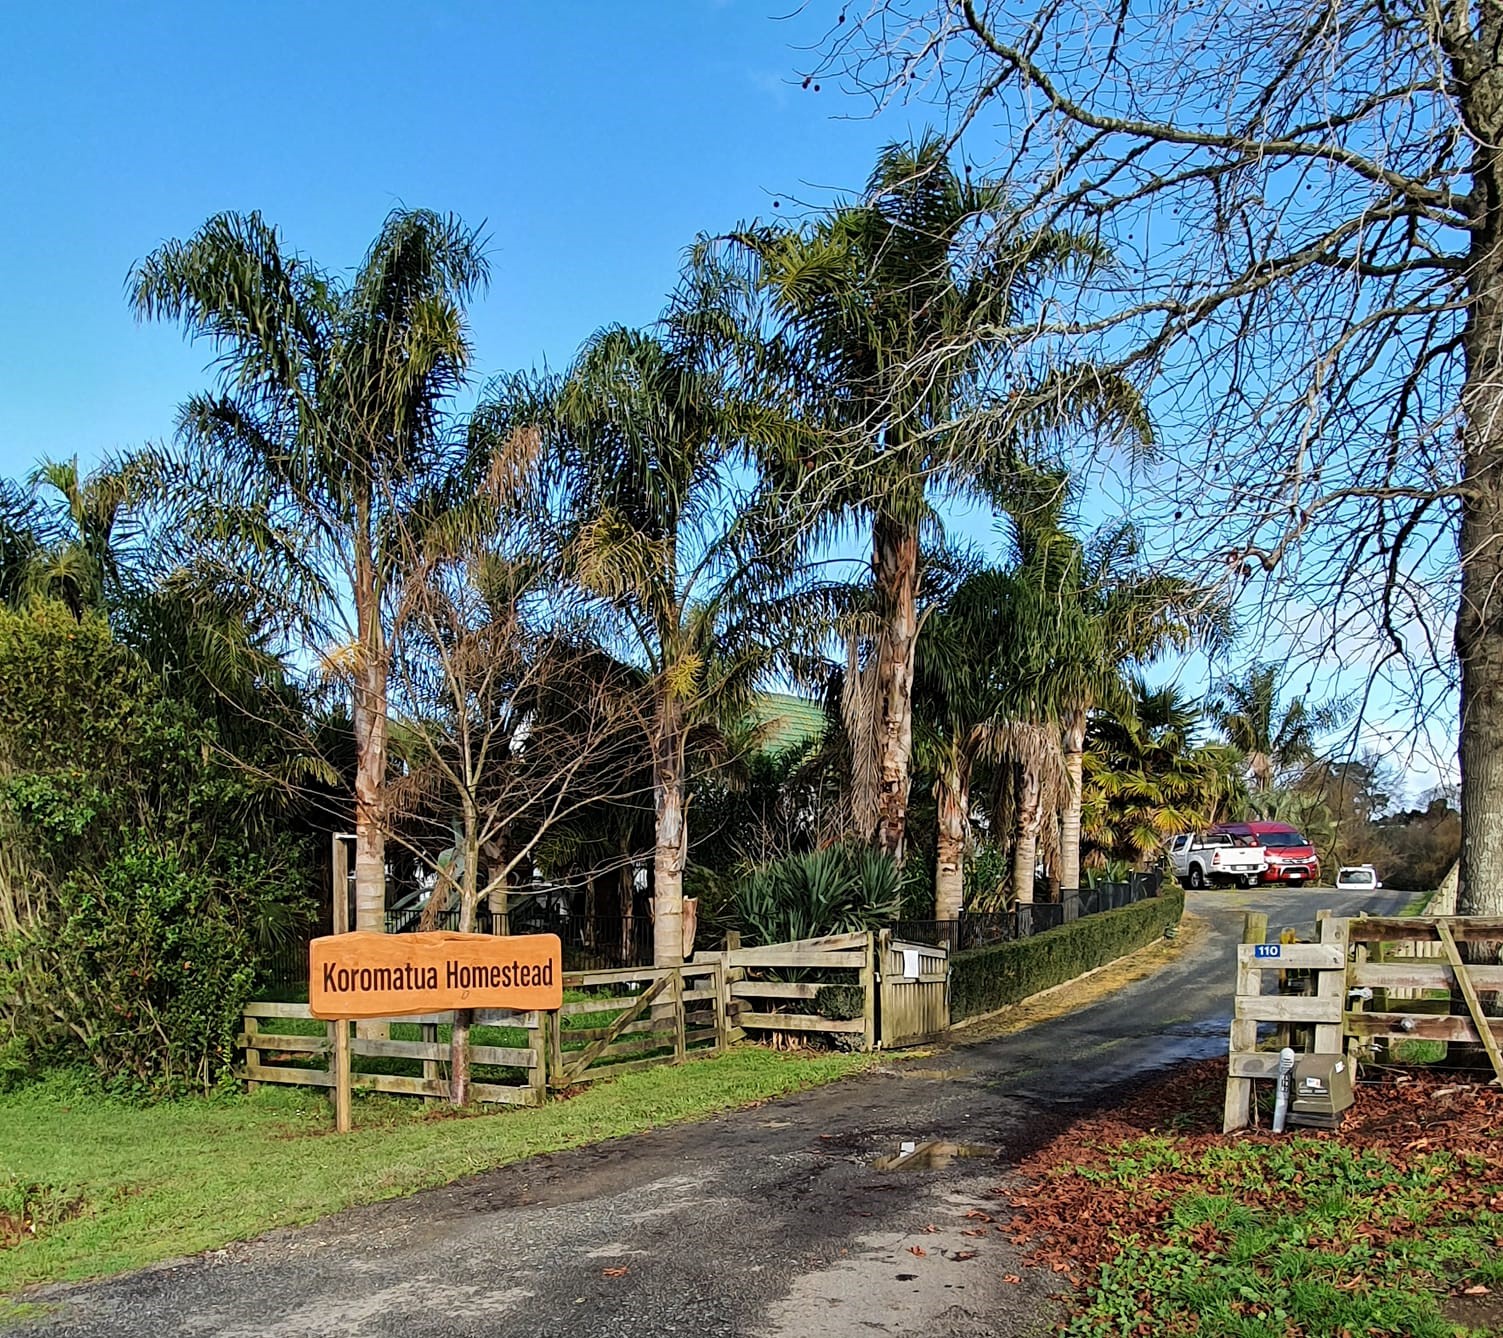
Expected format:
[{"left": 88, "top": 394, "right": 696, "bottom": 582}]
[
  {"left": 717, "top": 931, "right": 876, "bottom": 1050},
  {"left": 877, "top": 931, "right": 950, "bottom": 1048},
  {"left": 1223, "top": 911, "right": 1503, "bottom": 1130},
  {"left": 240, "top": 1002, "right": 550, "bottom": 1106},
  {"left": 549, "top": 961, "right": 726, "bottom": 1086}
]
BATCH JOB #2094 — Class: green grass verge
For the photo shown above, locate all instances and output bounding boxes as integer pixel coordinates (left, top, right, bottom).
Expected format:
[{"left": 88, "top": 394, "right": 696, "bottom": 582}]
[
  {"left": 1060, "top": 1134, "right": 1501, "bottom": 1336},
  {"left": 0, "top": 1046, "right": 868, "bottom": 1300}
]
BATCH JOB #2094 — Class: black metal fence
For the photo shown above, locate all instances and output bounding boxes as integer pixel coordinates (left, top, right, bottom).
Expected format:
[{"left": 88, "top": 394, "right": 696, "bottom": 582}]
[
  {"left": 893, "top": 871, "right": 1165, "bottom": 952},
  {"left": 258, "top": 870, "right": 1165, "bottom": 995}
]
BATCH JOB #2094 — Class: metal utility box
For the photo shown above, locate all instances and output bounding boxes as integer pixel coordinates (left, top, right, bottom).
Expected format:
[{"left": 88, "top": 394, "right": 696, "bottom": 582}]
[{"left": 1288, "top": 1053, "right": 1355, "bottom": 1128}]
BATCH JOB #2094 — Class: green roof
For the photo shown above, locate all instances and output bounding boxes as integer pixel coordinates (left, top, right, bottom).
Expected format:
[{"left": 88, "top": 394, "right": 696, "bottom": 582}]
[{"left": 749, "top": 692, "right": 826, "bottom": 753}]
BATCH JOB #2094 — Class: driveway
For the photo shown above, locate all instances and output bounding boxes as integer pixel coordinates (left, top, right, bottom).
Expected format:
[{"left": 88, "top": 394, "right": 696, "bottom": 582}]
[{"left": 14, "top": 886, "right": 1409, "bottom": 1338}]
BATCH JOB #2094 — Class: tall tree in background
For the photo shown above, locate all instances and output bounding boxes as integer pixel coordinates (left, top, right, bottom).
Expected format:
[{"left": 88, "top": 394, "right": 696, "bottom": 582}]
[
  {"left": 734, "top": 135, "right": 1145, "bottom": 862},
  {"left": 131, "top": 209, "right": 488, "bottom": 935},
  {"left": 483, "top": 268, "right": 806, "bottom": 966},
  {"left": 820, "top": 0, "right": 1503, "bottom": 912},
  {"left": 1082, "top": 680, "right": 1246, "bottom": 868},
  {"left": 1004, "top": 476, "right": 1223, "bottom": 893},
  {"left": 1210, "top": 664, "right": 1346, "bottom": 795}
]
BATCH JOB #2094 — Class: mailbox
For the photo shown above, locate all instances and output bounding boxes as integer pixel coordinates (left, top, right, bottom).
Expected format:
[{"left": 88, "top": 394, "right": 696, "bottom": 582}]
[{"left": 1288, "top": 1053, "right": 1355, "bottom": 1128}]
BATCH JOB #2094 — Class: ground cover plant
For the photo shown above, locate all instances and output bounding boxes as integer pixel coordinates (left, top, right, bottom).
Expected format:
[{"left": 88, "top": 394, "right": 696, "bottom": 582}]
[
  {"left": 1003, "top": 1059, "right": 1503, "bottom": 1336},
  {"left": 0, "top": 1046, "right": 868, "bottom": 1306}
]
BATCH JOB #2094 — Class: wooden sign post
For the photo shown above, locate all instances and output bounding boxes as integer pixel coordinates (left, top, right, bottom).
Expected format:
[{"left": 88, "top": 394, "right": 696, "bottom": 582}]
[
  {"left": 330, "top": 836, "right": 352, "bottom": 1133},
  {"left": 308, "top": 930, "right": 563, "bottom": 1132}
]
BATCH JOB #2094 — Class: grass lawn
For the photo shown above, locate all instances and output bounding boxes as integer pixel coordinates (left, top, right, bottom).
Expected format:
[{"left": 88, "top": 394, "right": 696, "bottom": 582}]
[
  {"left": 0, "top": 1045, "right": 868, "bottom": 1306},
  {"left": 1007, "top": 1060, "right": 1503, "bottom": 1336}
]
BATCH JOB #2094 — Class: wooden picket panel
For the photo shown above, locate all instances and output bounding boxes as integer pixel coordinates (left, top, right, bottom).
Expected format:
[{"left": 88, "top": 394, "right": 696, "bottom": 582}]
[{"left": 877, "top": 932, "right": 950, "bottom": 1049}]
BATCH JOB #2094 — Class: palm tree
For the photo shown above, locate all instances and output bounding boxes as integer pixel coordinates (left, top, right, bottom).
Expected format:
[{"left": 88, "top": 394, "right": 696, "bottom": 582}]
[
  {"left": 1082, "top": 679, "right": 1246, "bottom": 867},
  {"left": 732, "top": 135, "right": 1147, "bottom": 863},
  {"left": 915, "top": 562, "right": 1069, "bottom": 918},
  {"left": 483, "top": 270, "right": 808, "bottom": 966},
  {"left": 1209, "top": 664, "right": 1347, "bottom": 793},
  {"left": 1004, "top": 479, "right": 1226, "bottom": 893},
  {"left": 19, "top": 457, "right": 144, "bottom": 614},
  {"left": 130, "top": 208, "right": 489, "bottom": 935}
]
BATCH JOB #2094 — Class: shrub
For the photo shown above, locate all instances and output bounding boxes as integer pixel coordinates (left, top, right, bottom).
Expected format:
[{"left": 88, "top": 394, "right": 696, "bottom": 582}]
[
  {"left": 0, "top": 603, "right": 313, "bottom": 1094},
  {"left": 733, "top": 842, "right": 909, "bottom": 945},
  {"left": 813, "top": 984, "right": 866, "bottom": 1021},
  {"left": 950, "top": 887, "right": 1184, "bottom": 1022},
  {"left": 1, "top": 842, "right": 307, "bottom": 1096}
]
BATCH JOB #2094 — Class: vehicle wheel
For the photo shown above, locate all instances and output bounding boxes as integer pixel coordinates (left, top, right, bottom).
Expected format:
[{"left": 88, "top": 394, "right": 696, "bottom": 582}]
[
  {"left": 1188, "top": 865, "right": 1206, "bottom": 890},
  {"left": 1238, "top": 874, "right": 1254, "bottom": 889}
]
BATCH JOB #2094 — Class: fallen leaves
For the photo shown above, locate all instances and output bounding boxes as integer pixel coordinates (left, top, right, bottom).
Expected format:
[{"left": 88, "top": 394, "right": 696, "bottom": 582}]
[
  {"left": 601, "top": 1267, "right": 629, "bottom": 1279},
  {"left": 1001, "top": 1058, "right": 1503, "bottom": 1327},
  {"left": 907, "top": 1245, "right": 927, "bottom": 1257}
]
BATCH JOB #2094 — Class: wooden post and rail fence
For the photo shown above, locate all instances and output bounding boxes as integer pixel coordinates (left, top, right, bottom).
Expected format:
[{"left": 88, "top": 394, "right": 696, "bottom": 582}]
[
  {"left": 239, "top": 929, "right": 952, "bottom": 1116},
  {"left": 1224, "top": 912, "right": 1503, "bottom": 1132}
]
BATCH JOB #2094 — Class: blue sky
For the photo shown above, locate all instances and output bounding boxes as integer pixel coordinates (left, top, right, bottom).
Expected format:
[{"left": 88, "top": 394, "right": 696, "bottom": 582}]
[
  {"left": 0, "top": 1, "right": 910, "bottom": 477},
  {"left": 0, "top": 2, "right": 1454, "bottom": 797}
]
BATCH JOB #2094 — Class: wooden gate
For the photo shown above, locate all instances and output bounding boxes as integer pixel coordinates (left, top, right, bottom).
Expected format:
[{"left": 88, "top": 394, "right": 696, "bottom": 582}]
[{"left": 878, "top": 931, "right": 950, "bottom": 1048}]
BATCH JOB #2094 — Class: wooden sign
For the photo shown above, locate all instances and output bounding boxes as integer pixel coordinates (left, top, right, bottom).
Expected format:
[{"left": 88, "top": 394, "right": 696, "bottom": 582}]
[{"left": 309, "top": 931, "right": 562, "bottom": 1019}]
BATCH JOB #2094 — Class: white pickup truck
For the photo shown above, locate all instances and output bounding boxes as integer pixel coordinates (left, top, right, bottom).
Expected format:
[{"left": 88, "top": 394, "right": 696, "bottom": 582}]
[{"left": 1169, "top": 832, "right": 1268, "bottom": 889}]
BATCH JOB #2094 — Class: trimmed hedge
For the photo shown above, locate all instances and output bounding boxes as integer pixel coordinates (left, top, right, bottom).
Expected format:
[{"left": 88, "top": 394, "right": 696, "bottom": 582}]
[{"left": 950, "top": 887, "right": 1185, "bottom": 1022}]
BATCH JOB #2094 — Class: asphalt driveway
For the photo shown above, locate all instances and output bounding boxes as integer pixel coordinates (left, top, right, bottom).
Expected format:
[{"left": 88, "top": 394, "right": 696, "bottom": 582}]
[{"left": 12, "top": 885, "right": 1409, "bottom": 1338}]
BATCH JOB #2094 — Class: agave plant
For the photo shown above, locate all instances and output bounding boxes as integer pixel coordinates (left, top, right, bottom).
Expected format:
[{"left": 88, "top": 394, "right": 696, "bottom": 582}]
[{"left": 732, "top": 842, "right": 909, "bottom": 946}]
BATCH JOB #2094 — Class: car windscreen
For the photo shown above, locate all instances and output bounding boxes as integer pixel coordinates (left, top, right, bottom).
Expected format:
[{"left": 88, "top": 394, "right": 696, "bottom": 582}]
[
  {"left": 1340, "top": 869, "right": 1374, "bottom": 883},
  {"left": 1262, "top": 831, "right": 1310, "bottom": 848}
]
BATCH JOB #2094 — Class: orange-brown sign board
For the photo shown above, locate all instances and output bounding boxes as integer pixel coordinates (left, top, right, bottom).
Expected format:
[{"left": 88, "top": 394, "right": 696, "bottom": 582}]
[{"left": 309, "top": 931, "right": 562, "bottom": 1019}]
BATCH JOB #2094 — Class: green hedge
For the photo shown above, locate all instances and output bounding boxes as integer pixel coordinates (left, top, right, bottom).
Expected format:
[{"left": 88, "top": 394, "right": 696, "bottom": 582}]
[{"left": 950, "top": 888, "right": 1185, "bottom": 1022}]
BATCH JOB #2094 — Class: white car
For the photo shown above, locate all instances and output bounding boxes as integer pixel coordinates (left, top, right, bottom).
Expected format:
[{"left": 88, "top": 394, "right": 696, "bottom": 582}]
[
  {"left": 1335, "top": 865, "right": 1382, "bottom": 892},
  {"left": 1169, "top": 833, "right": 1268, "bottom": 889}
]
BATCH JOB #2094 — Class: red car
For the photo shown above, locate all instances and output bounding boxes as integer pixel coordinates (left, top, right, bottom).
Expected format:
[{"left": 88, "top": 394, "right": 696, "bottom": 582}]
[{"left": 1214, "top": 821, "right": 1321, "bottom": 885}]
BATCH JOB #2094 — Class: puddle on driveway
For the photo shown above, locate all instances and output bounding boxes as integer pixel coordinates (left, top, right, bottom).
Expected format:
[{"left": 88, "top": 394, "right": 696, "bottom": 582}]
[
  {"left": 872, "top": 1140, "right": 996, "bottom": 1171},
  {"left": 894, "top": 1067, "right": 974, "bottom": 1081}
]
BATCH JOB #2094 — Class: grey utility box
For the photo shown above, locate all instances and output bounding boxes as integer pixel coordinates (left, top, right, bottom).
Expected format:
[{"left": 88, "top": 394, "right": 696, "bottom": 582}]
[{"left": 1288, "top": 1053, "right": 1355, "bottom": 1128}]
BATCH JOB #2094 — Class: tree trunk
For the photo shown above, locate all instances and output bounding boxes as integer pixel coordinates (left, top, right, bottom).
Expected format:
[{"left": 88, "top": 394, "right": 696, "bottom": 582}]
[
  {"left": 1458, "top": 131, "right": 1503, "bottom": 919},
  {"left": 872, "top": 513, "right": 921, "bottom": 860},
  {"left": 934, "top": 759, "right": 968, "bottom": 922},
  {"left": 1059, "top": 706, "right": 1087, "bottom": 895},
  {"left": 652, "top": 690, "right": 688, "bottom": 966},
  {"left": 1013, "top": 761, "right": 1041, "bottom": 905},
  {"left": 351, "top": 539, "right": 388, "bottom": 936},
  {"left": 448, "top": 809, "right": 482, "bottom": 1106}
]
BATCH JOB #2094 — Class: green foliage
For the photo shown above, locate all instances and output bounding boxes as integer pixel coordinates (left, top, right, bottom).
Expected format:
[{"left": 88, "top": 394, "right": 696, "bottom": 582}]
[
  {"left": 964, "top": 841, "right": 1009, "bottom": 907},
  {"left": 949, "top": 887, "right": 1184, "bottom": 1021},
  {"left": 1083, "top": 679, "right": 1246, "bottom": 868},
  {"left": 1, "top": 844, "right": 305, "bottom": 1096},
  {"left": 1061, "top": 1128, "right": 1497, "bottom": 1337},
  {"left": 0, "top": 602, "right": 312, "bottom": 1094},
  {"left": 733, "top": 842, "right": 912, "bottom": 945},
  {"left": 812, "top": 984, "right": 867, "bottom": 1021}
]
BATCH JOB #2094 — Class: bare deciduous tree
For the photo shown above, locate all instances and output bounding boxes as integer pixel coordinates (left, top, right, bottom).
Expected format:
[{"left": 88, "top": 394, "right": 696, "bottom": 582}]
[
  {"left": 384, "top": 540, "right": 649, "bottom": 1103},
  {"left": 817, "top": 0, "right": 1498, "bottom": 910}
]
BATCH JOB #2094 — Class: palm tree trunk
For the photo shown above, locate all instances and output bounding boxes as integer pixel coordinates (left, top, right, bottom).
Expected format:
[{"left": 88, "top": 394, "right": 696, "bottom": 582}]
[
  {"left": 652, "top": 690, "right": 688, "bottom": 966},
  {"left": 352, "top": 539, "right": 387, "bottom": 936},
  {"left": 872, "top": 513, "right": 920, "bottom": 861},
  {"left": 1059, "top": 706, "right": 1087, "bottom": 894},
  {"left": 934, "top": 760, "right": 968, "bottom": 922},
  {"left": 1013, "top": 761, "right": 1041, "bottom": 906}
]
